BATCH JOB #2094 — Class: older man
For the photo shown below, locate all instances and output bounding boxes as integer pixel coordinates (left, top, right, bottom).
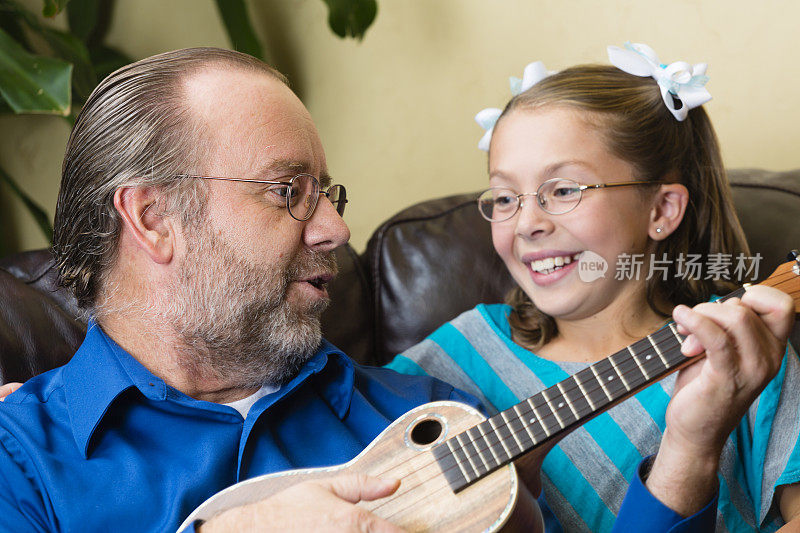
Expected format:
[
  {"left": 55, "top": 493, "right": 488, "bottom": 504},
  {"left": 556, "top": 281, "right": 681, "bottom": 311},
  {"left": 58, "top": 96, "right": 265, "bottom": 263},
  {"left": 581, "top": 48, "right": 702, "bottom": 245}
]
[{"left": 0, "top": 48, "right": 793, "bottom": 532}]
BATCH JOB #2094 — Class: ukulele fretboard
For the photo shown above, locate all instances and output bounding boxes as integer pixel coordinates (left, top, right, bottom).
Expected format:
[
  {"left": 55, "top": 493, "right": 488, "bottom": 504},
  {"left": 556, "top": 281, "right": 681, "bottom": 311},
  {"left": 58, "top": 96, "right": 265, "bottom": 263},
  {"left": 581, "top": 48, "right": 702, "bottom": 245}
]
[{"left": 432, "top": 287, "right": 746, "bottom": 493}]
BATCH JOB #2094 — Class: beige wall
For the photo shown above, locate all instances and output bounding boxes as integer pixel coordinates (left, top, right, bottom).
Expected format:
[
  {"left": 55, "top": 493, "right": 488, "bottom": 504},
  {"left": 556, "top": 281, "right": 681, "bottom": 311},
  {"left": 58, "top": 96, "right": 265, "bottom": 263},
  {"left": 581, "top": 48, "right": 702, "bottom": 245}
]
[{"left": 2, "top": 0, "right": 799, "bottom": 253}]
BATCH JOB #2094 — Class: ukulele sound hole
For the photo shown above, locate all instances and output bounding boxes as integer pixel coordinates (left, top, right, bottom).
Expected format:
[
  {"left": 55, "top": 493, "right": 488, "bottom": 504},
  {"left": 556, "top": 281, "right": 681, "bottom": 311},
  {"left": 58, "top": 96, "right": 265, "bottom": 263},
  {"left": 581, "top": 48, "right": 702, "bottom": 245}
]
[{"left": 410, "top": 419, "right": 443, "bottom": 445}]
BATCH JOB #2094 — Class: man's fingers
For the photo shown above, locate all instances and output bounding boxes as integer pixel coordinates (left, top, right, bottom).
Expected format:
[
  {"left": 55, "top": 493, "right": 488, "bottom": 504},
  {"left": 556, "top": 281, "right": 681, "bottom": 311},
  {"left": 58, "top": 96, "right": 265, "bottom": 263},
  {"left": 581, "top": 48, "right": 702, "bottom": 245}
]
[
  {"left": 322, "top": 473, "right": 401, "bottom": 503},
  {"left": 315, "top": 474, "right": 404, "bottom": 533}
]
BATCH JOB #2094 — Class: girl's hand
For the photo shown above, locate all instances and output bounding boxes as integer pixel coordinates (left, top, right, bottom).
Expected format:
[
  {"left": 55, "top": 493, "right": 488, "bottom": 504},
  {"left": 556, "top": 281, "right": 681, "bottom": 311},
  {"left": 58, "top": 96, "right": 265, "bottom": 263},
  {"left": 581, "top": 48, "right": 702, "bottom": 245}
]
[
  {"left": 647, "top": 285, "right": 794, "bottom": 516},
  {"left": 0, "top": 383, "right": 22, "bottom": 401}
]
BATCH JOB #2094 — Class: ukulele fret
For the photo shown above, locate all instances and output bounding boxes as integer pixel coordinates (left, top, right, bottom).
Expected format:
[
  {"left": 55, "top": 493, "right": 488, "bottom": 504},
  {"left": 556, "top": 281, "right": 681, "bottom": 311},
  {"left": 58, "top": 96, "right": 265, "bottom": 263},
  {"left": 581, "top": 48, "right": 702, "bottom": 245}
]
[
  {"left": 655, "top": 325, "right": 685, "bottom": 366},
  {"left": 512, "top": 404, "right": 538, "bottom": 447},
  {"left": 556, "top": 381, "right": 579, "bottom": 420},
  {"left": 574, "top": 370, "right": 598, "bottom": 410},
  {"left": 528, "top": 398, "right": 554, "bottom": 437},
  {"left": 475, "top": 422, "right": 503, "bottom": 469},
  {"left": 592, "top": 358, "right": 628, "bottom": 401},
  {"left": 464, "top": 424, "right": 500, "bottom": 474},
  {"left": 633, "top": 337, "right": 666, "bottom": 378},
  {"left": 488, "top": 416, "right": 515, "bottom": 460},
  {"left": 589, "top": 364, "right": 612, "bottom": 402},
  {"left": 444, "top": 438, "right": 472, "bottom": 484},
  {"left": 560, "top": 375, "right": 593, "bottom": 421},
  {"left": 608, "top": 354, "right": 631, "bottom": 391},
  {"left": 628, "top": 345, "right": 650, "bottom": 380},
  {"left": 455, "top": 433, "right": 480, "bottom": 480},
  {"left": 647, "top": 334, "right": 668, "bottom": 366},
  {"left": 498, "top": 410, "right": 525, "bottom": 453},
  {"left": 541, "top": 387, "right": 570, "bottom": 427}
]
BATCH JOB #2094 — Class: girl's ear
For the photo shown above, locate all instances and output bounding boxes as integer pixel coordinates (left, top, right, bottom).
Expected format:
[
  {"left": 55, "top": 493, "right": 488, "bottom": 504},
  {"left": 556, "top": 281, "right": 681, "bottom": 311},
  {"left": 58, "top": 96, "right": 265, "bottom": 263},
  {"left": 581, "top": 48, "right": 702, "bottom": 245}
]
[
  {"left": 649, "top": 183, "right": 689, "bottom": 240},
  {"left": 113, "top": 186, "right": 175, "bottom": 264}
]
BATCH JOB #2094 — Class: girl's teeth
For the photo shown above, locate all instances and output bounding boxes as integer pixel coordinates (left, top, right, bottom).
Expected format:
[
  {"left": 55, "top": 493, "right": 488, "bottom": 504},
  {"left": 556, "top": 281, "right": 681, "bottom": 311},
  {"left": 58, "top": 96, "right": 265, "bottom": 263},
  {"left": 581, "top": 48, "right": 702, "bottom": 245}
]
[{"left": 530, "top": 255, "right": 577, "bottom": 273}]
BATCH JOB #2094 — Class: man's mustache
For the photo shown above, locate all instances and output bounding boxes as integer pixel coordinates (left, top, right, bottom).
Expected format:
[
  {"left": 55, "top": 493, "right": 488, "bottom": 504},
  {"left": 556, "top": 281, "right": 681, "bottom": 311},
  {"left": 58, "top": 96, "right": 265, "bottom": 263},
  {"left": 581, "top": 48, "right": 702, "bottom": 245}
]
[{"left": 285, "top": 251, "right": 338, "bottom": 284}]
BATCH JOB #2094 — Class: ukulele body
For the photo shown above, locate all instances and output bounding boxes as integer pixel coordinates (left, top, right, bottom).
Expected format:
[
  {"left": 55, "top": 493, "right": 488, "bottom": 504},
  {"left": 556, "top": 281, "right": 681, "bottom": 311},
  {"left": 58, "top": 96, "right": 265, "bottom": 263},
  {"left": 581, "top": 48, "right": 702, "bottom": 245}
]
[{"left": 179, "top": 401, "right": 544, "bottom": 532}]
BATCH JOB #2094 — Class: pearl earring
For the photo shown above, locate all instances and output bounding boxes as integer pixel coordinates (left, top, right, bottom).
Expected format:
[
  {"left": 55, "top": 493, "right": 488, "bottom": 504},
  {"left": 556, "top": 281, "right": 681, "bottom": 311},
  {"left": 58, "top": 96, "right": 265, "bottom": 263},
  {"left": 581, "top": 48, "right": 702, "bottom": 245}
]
[{"left": 655, "top": 227, "right": 663, "bottom": 233}]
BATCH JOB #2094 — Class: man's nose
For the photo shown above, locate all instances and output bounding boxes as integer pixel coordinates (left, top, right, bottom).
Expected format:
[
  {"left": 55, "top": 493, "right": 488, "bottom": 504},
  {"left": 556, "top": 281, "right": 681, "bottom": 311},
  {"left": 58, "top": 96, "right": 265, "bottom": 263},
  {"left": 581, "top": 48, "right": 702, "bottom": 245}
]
[{"left": 303, "top": 196, "right": 351, "bottom": 252}]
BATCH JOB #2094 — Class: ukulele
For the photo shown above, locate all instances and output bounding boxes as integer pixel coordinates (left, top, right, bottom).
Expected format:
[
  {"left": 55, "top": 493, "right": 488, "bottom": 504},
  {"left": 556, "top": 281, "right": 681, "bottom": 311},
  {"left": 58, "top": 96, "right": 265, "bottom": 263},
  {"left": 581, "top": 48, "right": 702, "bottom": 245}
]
[{"left": 178, "top": 252, "right": 800, "bottom": 532}]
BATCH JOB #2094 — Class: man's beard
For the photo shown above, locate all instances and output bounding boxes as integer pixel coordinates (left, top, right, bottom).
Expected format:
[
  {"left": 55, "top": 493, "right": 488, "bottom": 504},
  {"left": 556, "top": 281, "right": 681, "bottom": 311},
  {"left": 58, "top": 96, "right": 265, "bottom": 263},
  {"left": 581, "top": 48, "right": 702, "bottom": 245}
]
[{"left": 167, "top": 223, "right": 337, "bottom": 389}]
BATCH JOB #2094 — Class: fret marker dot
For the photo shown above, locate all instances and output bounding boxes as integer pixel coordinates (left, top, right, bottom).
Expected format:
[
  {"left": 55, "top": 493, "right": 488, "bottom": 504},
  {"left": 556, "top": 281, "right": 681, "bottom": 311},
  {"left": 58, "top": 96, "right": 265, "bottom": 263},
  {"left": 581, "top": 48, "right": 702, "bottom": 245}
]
[
  {"left": 646, "top": 355, "right": 652, "bottom": 360},
  {"left": 558, "top": 402, "right": 564, "bottom": 408},
  {"left": 607, "top": 376, "right": 613, "bottom": 381}
]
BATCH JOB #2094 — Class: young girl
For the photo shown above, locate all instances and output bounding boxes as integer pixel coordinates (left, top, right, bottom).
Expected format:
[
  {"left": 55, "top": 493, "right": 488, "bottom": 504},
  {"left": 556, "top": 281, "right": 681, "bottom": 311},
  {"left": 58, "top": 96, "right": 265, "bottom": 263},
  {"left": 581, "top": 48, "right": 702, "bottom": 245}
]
[{"left": 387, "top": 43, "right": 800, "bottom": 532}]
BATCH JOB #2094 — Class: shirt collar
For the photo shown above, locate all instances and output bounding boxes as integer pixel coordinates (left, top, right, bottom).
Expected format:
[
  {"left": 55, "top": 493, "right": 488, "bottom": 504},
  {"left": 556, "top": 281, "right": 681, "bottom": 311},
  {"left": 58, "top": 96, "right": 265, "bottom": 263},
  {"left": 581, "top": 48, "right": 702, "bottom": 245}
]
[
  {"left": 247, "top": 339, "right": 355, "bottom": 419},
  {"left": 292, "top": 339, "right": 355, "bottom": 419},
  {"left": 63, "top": 324, "right": 355, "bottom": 458},
  {"left": 310, "top": 341, "right": 355, "bottom": 419},
  {"left": 63, "top": 320, "right": 168, "bottom": 458}
]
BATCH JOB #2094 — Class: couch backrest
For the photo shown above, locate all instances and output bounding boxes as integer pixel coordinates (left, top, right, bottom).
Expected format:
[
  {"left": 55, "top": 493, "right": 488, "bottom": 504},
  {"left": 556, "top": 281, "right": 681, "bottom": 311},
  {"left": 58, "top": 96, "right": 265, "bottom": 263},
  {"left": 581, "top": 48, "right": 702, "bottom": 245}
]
[{"left": 1, "top": 168, "right": 799, "bottom": 383}]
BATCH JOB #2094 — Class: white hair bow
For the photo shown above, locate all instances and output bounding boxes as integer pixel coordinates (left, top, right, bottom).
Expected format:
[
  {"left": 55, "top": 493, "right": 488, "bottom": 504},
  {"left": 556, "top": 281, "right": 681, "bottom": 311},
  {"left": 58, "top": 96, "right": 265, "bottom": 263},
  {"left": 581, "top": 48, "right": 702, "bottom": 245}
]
[
  {"left": 475, "top": 61, "right": 552, "bottom": 151},
  {"left": 607, "top": 42, "right": 711, "bottom": 121}
]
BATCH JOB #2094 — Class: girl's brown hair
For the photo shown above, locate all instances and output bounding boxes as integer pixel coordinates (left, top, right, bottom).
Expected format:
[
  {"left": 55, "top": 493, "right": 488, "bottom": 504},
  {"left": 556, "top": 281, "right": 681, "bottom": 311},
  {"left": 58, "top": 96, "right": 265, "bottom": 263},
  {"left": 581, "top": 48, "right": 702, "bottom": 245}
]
[{"left": 497, "top": 65, "right": 749, "bottom": 349}]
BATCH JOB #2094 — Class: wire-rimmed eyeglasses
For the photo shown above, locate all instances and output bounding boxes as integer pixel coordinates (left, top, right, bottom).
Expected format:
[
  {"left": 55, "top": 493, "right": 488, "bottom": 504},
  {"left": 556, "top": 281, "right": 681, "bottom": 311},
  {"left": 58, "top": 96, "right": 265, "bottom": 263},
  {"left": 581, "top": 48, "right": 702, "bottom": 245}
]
[
  {"left": 181, "top": 173, "right": 347, "bottom": 221},
  {"left": 477, "top": 178, "right": 659, "bottom": 222}
]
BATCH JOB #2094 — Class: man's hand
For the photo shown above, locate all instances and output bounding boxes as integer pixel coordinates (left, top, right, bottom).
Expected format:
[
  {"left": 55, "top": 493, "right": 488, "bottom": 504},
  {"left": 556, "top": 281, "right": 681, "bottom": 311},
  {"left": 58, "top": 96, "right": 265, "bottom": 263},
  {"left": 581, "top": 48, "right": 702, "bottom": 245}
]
[
  {"left": 647, "top": 285, "right": 794, "bottom": 516},
  {"left": 0, "top": 383, "right": 22, "bottom": 401},
  {"left": 198, "top": 473, "right": 403, "bottom": 532}
]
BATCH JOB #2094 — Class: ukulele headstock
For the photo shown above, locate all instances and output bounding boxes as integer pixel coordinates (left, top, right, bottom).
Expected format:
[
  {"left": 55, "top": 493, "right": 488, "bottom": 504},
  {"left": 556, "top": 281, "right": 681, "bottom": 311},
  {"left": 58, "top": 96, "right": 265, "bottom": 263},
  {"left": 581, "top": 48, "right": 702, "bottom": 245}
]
[{"left": 759, "top": 250, "right": 800, "bottom": 314}]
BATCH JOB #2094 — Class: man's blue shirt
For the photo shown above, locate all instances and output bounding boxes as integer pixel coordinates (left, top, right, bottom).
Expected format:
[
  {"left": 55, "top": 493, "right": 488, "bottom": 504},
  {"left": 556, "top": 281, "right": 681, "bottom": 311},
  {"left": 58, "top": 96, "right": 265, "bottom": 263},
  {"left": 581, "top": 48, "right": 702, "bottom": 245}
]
[
  {"left": 0, "top": 322, "right": 716, "bottom": 532},
  {"left": 0, "top": 322, "right": 477, "bottom": 531}
]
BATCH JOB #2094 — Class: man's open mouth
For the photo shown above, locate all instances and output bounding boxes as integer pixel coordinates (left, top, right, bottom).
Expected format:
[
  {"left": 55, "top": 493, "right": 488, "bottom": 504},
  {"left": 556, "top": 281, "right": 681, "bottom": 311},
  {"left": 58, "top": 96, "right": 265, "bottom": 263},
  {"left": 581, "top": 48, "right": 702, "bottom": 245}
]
[{"left": 301, "top": 273, "right": 333, "bottom": 290}]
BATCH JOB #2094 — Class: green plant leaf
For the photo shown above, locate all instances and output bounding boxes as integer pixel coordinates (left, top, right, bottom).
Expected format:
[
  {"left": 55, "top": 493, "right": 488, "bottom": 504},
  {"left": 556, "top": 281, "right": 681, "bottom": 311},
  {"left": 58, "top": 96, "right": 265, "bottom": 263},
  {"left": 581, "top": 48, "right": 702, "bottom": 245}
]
[
  {"left": 321, "top": 0, "right": 377, "bottom": 40},
  {"left": 38, "top": 27, "right": 95, "bottom": 100},
  {"left": 0, "top": 164, "right": 53, "bottom": 242},
  {"left": 7, "top": 2, "right": 96, "bottom": 101},
  {"left": 213, "top": 0, "right": 263, "bottom": 60},
  {"left": 0, "top": 26, "right": 72, "bottom": 114},
  {"left": 42, "top": 0, "right": 69, "bottom": 17},
  {"left": 66, "top": 0, "right": 99, "bottom": 42}
]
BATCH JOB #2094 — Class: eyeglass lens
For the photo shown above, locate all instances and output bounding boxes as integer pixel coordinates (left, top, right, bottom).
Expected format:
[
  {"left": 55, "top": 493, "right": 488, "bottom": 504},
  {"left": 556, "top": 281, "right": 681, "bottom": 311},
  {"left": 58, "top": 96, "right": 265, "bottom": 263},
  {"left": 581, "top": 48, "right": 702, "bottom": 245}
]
[
  {"left": 288, "top": 175, "right": 348, "bottom": 220},
  {"left": 287, "top": 174, "right": 319, "bottom": 221},
  {"left": 326, "top": 184, "right": 347, "bottom": 217},
  {"left": 478, "top": 179, "right": 583, "bottom": 221}
]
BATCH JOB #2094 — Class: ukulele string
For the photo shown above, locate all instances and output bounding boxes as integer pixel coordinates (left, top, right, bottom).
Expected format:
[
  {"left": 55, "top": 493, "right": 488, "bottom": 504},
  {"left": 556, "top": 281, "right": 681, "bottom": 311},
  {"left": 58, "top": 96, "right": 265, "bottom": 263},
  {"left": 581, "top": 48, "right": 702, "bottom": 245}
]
[
  {"left": 365, "top": 452, "right": 463, "bottom": 515},
  {"left": 370, "top": 271, "right": 800, "bottom": 508}
]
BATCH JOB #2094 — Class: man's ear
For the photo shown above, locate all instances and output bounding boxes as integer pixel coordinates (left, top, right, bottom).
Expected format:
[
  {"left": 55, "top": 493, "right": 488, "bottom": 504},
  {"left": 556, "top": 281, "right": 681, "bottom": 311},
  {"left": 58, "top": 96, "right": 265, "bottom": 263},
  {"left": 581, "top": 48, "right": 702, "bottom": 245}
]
[
  {"left": 113, "top": 186, "right": 174, "bottom": 264},
  {"left": 649, "top": 183, "right": 689, "bottom": 240}
]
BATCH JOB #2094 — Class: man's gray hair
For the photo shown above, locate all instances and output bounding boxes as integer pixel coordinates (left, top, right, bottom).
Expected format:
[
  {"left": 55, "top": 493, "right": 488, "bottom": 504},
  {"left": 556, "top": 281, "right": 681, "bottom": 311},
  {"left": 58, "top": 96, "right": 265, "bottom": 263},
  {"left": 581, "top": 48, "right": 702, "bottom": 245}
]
[{"left": 53, "top": 47, "right": 286, "bottom": 310}]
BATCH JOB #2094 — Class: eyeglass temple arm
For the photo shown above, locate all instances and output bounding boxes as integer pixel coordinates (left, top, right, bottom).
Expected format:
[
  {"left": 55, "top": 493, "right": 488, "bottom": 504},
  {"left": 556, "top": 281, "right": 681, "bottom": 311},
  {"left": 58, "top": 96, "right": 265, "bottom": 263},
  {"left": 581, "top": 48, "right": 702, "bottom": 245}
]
[{"left": 584, "top": 180, "right": 657, "bottom": 191}]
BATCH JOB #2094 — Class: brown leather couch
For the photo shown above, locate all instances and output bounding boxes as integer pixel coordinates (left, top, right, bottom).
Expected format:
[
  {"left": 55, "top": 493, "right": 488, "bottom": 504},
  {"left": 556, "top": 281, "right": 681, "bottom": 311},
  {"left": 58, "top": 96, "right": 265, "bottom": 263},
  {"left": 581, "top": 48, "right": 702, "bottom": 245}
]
[{"left": 1, "top": 168, "right": 799, "bottom": 385}]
